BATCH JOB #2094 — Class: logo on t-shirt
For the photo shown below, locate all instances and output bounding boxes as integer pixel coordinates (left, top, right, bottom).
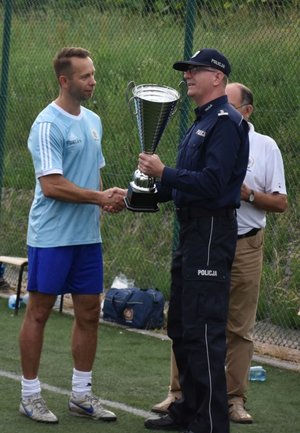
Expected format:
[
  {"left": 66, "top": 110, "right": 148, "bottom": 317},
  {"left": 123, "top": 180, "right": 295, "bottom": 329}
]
[
  {"left": 66, "top": 133, "right": 81, "bottom": 145},
  {"left": 91, "top": 129, "right": 99, "bottom": 140}
]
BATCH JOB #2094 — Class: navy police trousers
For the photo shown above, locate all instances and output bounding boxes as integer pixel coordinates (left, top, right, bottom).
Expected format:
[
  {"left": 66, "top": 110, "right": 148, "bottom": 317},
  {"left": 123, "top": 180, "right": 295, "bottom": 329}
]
[{"left": 168, "top": 211, "right": 237, "bottom": 433}]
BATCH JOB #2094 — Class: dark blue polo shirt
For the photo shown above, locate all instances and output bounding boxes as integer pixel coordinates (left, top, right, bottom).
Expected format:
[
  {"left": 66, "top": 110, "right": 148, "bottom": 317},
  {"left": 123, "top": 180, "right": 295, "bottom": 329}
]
[{"left": 157, "top": 95, "right": 249, "bottom": 209}]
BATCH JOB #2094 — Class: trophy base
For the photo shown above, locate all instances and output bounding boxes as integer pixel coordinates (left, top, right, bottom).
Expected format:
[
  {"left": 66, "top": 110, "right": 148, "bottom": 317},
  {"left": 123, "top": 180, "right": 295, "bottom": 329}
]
[{"left": 124, "top": 185, "right": 159, "bottom": 213}]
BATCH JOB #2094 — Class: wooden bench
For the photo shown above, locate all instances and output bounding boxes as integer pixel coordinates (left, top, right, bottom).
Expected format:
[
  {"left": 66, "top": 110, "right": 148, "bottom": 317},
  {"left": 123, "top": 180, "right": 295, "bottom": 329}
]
[
  {"left": 0, "top": 255, "right": 28, "bottom": 315},
  {"left": 0, "top": 255, "right": 65, "bottom": 314}
]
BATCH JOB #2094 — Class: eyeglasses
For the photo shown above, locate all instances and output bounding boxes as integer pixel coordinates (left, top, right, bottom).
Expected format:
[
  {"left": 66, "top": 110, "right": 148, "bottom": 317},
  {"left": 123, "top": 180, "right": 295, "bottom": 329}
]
[
  {"left": 185, "top": 66, "right": 218, "bottom": 74},
  {"left": 230, "top": 103, "right": 249, "bottom": 110}
]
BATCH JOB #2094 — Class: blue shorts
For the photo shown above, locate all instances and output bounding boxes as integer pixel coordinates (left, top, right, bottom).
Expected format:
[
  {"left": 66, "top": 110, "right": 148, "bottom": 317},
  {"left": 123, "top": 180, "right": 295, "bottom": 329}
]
[{"left": 27, "top": 244, "right": 103, "bottom": 295}]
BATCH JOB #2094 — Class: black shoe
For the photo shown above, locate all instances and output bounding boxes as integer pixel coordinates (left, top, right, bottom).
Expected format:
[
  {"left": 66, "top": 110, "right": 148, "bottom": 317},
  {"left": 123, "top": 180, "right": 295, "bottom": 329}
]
[{"left": 144, "top": 414, "right": 182, "bottom": 430}]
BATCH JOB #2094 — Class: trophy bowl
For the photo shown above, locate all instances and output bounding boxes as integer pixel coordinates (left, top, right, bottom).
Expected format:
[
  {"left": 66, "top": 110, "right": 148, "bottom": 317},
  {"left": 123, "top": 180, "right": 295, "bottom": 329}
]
[{"left": 124, "top": 82, "right": 181, "bottom": 212}]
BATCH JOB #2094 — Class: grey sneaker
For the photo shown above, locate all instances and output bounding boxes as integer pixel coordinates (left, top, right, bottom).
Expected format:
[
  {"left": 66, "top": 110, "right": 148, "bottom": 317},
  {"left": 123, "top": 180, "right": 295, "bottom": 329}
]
[
  {"left": 152, "top": 391, "right": 182, "bottom": 414},
  {"left": 19, "top": 393, "right": 58, "bottom": 423},
  {"left": 229, "top": 401, "right": 253, "bottom": 424},
  {"left": 68, "top": 393, "right": 116, "bottom": 421}
]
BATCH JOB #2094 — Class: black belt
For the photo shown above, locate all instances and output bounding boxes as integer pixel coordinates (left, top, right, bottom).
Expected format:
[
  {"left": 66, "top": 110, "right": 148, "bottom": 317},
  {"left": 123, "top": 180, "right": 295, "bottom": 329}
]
[
  {"left": 237, "top": 228, "right": 261, "bottom": 240},
  {"left": 176, "top": 207, "right": 236, "bottom": 220}
]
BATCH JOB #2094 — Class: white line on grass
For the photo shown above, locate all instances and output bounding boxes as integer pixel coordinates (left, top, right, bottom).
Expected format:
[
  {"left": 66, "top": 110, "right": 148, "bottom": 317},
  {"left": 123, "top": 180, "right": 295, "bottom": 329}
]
[{"left": 0, "top": 369, "right": 152, "bottom": 418}]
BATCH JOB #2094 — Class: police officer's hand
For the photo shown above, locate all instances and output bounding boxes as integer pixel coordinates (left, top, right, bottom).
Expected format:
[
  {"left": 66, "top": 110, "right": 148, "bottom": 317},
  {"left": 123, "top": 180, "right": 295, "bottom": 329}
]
[{"left": 138, "top": 153, "right": 165, "bottom": 178}]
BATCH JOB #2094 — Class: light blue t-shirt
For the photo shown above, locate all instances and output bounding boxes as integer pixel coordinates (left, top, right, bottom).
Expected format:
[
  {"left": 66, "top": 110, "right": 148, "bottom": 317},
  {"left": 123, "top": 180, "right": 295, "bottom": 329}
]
[{"left": 27, "top": 102, "right": 105, "bottom": 247}]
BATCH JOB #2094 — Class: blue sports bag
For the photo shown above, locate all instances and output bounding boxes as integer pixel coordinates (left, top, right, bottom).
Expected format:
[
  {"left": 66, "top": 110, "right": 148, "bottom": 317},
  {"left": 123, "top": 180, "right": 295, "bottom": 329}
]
[{"left": 103, "top": 287, "right": 165, "bottom": 329}]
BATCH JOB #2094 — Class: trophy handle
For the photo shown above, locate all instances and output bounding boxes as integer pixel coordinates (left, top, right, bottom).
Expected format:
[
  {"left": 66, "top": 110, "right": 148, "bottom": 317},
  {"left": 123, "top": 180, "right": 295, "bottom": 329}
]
[
  {"left": 169, "top": 81, "right": 186, "bottom": 116},
  {"left": 125, "top": 81, "right": 136, "bottom": 117},
  {"left": 179, "top": 80, "right": 187, "bottom": 102}
]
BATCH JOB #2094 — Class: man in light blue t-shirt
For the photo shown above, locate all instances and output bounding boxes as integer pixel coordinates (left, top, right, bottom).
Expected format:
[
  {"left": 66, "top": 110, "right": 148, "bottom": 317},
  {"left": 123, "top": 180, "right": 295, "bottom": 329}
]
[{"left": 19, "top": 47, "right": 126, "bottom": 424}]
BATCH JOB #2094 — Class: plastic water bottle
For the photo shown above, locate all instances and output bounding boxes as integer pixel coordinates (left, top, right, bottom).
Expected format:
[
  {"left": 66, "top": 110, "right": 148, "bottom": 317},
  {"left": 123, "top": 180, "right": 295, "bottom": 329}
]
[
  {"left": 249, "top": 366, "right": 266, "bottom": 382},
  {"left": 8, "top": 294, "right": 23, "bottom": 310},
  {"left": 22, "top": 293, "right": 29, "bottom": 305}
]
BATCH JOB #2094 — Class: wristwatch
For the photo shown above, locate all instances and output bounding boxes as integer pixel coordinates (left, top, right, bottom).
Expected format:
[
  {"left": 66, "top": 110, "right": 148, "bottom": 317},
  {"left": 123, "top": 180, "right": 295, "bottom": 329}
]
[{"left": 247, "top": 189, "right": 255, "bottom": 204}]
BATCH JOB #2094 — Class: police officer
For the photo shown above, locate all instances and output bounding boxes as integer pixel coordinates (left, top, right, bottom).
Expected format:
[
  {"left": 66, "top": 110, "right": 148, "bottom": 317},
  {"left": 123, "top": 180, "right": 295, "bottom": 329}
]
[
  {"left": 149, "top": 82, "right": 288, "bottom": 425},
  {"left": 139, "top": 48, "right": 249, "bottom": 433}
]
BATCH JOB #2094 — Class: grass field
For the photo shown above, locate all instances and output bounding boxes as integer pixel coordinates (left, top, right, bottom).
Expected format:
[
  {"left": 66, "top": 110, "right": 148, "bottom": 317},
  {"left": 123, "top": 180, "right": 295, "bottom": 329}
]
[{"left": 0, "top": 297, "right": 299, "bottom": 433}]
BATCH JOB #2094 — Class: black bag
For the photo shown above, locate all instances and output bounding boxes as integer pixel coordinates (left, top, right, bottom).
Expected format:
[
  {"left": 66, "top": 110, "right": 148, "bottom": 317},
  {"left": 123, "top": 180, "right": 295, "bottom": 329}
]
[{"left": 102, "top": 287, "right": 165, "bottom": 329}]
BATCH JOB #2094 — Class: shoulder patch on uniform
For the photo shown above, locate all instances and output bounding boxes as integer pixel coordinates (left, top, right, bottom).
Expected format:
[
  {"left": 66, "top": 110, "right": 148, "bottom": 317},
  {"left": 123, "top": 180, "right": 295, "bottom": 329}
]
[{"left": 218, "top": 109, "right": 229, "bottom": 117}]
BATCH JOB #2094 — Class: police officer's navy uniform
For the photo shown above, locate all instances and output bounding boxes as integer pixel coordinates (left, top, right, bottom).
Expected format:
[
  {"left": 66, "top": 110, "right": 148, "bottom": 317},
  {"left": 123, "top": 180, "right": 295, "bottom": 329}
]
[{"left": 156, "top": 95, "right": 249, "bottom": 433}]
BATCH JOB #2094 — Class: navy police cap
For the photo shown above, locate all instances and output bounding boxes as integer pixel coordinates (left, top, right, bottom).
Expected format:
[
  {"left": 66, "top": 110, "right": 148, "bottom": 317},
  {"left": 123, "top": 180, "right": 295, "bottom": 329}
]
[{"left": 173, "top": 48, "right": 231, "bottom": 76}]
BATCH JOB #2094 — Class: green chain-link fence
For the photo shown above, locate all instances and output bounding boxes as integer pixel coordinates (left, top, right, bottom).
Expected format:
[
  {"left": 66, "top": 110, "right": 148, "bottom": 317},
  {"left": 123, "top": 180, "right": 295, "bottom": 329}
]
[{"left": 0, "top": 0, "right": 299, "bottom": 359}]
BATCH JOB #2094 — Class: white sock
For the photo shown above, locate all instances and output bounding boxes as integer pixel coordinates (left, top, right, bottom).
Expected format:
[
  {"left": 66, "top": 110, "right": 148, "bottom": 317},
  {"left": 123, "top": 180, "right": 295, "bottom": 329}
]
[
  {"left": 72, "top": 368, "right": 92, "bottom": 397},
  {"left": 21, "top": 376, "right": 41, "bottom": 398}
]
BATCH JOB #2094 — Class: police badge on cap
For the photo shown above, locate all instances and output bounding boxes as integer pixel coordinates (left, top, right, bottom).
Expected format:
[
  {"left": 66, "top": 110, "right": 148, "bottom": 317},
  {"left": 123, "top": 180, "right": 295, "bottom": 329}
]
[{"left": 173, "top": 48, "right": 231, "bottom": 76}]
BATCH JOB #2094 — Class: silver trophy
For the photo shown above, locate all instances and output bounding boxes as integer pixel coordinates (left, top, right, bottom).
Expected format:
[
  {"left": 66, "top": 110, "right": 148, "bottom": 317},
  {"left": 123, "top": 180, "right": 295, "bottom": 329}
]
[{"left": 124, "top": 82, "right": 181, "bottom": 212}]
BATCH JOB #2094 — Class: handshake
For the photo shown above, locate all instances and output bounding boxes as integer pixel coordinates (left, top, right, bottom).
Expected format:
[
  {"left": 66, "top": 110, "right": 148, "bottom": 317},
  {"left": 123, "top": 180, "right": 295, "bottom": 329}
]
[{"left": 101, "top": 187, "right": 127, "bottom": 213}]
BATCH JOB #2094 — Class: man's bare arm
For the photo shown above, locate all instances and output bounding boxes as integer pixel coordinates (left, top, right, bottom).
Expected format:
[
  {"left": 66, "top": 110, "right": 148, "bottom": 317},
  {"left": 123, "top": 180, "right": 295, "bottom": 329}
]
[{"left": 39, "top": 174, "right": 126, "bottom": 210}]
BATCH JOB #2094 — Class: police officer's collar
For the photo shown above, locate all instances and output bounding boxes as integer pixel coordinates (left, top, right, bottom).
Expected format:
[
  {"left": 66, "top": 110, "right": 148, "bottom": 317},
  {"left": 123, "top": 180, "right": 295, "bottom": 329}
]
[{"left": 195, "top": 95, "right": 228, "bottom": 119}]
